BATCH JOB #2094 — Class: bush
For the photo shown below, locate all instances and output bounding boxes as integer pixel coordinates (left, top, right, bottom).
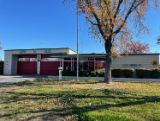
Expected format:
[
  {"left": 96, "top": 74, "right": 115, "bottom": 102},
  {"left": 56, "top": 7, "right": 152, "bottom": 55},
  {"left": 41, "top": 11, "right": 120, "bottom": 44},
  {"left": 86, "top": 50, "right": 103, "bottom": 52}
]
[
  {"left": 122, "top": 69, "right": 134, "bottom": 78},
  {"left": 150, "top": 69, "right": 160, "bottom": 78},
  {"left": 152, "top": 60, "right": 159, "bottom": 66},
  {"left": 89, "top": 70, "right": 105, "bottom": 77},
  {"left": 112, "top": 69, "right": 134, "bottom": 78},
  {"left": 112, "top": 69, "right": 123, "bottom": 78},
  {"left": 136, "top": 69, "right": 151, "bottom": 78},
  {"left": 98, "top": 72, "right": 104, "bottom": 77},
  {"left": 0, "top": 61, "right": 3, "bottom": 75},
  {"left": 79, "top": 71, "right": 92, "bottom": 77},
  {"left": 62, "top": 70, "right": 76, "bottom": 76},
  {"left": 62, "top": 68, "right": 160, "bottom": 79},
  {"left": 62, "top": 70, "right": 102, "bottom": 77}
]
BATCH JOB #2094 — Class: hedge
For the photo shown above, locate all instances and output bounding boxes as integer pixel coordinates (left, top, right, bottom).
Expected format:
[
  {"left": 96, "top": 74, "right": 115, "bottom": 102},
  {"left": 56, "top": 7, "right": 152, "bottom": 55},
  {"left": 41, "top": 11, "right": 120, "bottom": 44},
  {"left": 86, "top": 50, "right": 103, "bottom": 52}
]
[
  {"left": 150, "top": 69, "right": 160, "bottom": 78},
  {"left": 136, "top": 69, "right": 160, "bottom": 79},
  {"left": 112, "top": 69, "right": 134, "bottom": 78},
  {"left": 0, "top": 61, "right": 3, "bottom": 75},
  {"left": 62, "top": 70, "right": 76, "bottom": 76},
  {"left": 62, "top": 68, "right": 160, "bottom": 79}
]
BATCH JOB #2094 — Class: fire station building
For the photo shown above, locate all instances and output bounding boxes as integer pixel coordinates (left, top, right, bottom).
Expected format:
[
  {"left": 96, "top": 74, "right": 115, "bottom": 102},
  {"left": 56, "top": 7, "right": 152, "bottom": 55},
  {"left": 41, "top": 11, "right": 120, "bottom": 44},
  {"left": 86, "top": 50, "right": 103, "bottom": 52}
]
[{"left": 4, "top": 48, "right": 160, "bottom": 75}]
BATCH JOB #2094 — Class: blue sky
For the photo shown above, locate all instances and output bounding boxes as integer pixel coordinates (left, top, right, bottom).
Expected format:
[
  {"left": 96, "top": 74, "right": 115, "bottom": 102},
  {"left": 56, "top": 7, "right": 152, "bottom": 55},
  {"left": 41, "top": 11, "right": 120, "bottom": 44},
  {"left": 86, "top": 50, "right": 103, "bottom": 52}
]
[{"left": 0, "top": 0, "right": 160, "bottom": 59}]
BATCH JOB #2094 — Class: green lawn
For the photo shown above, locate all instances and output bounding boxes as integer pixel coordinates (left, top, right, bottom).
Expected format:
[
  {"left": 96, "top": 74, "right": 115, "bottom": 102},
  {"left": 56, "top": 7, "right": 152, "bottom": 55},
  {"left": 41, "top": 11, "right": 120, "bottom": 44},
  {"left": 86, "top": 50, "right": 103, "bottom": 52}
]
[{"left": 0, "top": 79, "right": 160, "bottom": 121}]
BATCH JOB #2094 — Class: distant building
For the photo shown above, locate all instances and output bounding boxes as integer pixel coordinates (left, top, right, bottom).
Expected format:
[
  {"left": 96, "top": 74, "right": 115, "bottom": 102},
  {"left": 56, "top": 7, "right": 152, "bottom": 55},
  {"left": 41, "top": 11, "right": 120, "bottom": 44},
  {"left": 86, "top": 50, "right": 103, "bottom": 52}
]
[{"left": 4, "top": 48, "right": 160, "bottom": 75}]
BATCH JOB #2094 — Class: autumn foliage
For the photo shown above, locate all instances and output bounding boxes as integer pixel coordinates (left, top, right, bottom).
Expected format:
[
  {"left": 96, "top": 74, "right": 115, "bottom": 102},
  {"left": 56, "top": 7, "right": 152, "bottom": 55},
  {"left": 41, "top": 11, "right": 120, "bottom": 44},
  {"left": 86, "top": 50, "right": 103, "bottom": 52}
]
[
  {"left": 121, "top": 40, "right": 149, "bottom": 54},
  {"left": 66, "top": 0, "right": 160, "bottom": 83}
]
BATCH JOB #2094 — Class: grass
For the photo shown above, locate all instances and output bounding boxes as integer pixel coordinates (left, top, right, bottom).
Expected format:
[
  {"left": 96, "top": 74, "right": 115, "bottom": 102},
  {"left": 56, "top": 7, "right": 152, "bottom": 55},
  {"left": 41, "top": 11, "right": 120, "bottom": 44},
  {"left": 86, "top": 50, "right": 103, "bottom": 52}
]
[{"left": 0, "top": 79, "right": 160, "bottom": 121}]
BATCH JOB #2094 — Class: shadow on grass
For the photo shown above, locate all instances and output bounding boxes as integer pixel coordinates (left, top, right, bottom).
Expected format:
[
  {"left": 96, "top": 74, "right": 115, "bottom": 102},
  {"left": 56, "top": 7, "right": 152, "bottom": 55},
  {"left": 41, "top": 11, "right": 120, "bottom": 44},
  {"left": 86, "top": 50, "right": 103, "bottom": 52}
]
[
  {"left": 14, "top": 78, "right": 105, "bottom": 87},
  {"left": 1, "top": 87, "right": 160, "bottom": 121}
]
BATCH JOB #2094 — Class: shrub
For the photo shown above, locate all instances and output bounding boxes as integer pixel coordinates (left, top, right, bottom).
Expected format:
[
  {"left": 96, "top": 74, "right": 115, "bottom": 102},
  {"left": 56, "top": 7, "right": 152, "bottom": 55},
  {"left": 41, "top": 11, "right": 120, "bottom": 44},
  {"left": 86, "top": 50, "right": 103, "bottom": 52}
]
[
  {"left": 98, "top": 72, "right": 104, "bottom": 77},
  {"left": 122, "top": 69, "right": 134, "bottom": 78},
  {"left": 150, "top": 69, "right": 160, "bottom": 78},
  {"left": 62, "top": 68, "right": 160, "bottom": 79},
  {"left": 112, "top": 69, "right": 123, "bottom": 78},
  {"left": 62, "top": 70, "right": 76, "bottom": 76},
  {"left": 0, "top": 61, "right": 3, "bottom": 75},
  {"left": 79, "top": 71, "right": 91, "bottom": 77},
  {"left": 112, "top": 69, "right": 134, "bottom": 78},
  {"left": 152, "top": 60, "right": 159, "bottom": 66},
  {"left": 136, "top": 69, "right": 151, "bottom": 78},
  {"left": 89, "top": 70, "right": 105, "bottom": 77}
]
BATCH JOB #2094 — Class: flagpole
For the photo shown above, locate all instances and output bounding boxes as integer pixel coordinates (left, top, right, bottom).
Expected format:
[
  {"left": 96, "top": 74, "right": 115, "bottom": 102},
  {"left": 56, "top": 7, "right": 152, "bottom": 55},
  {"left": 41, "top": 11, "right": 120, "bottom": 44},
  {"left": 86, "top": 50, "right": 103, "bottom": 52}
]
[{"left": 76, "top": 0, "right": 79, "bottom": 81}]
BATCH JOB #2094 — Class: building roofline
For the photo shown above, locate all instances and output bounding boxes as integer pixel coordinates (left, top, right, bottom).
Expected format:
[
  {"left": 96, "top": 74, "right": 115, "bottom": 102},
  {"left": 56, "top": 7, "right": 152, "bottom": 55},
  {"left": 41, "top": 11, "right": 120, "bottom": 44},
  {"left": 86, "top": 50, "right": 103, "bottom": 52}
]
[
  {"left": 74, "top": 53, "right": 160, "bottom": 56},
  {"left": 4, "top": 47, "right": 76, "bottom": 52},
  {"left": 4, "top": 48, "right": 159, "bottom": 56},
  {"left": 121, "top": 53, "right": 160, "bottom": 56},
  {"left": 50, "top": 53, "right": 160, "bottom": 58}
]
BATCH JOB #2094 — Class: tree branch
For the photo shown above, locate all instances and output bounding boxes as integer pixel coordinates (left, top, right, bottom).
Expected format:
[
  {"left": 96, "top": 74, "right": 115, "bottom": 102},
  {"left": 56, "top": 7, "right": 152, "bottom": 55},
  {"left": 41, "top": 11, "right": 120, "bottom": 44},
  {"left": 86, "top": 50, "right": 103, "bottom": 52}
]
[{"left": 113, "top": 0, "right": 145, "bottom": 35}]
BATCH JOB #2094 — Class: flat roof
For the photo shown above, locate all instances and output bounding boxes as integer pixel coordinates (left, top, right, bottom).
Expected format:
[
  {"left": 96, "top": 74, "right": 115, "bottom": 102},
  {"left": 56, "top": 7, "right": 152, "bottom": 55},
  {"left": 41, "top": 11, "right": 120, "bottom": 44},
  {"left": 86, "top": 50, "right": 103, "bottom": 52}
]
[
  {"left": 4, "top": 48, "right": 159, "bottom": 56},
  {"left": 76, "top": 53, "right": 160, "bottom": 56},
  {"left": 4, "top": 47, "right": 76, "bottom": 52},
  {"left": 50, "top": 53, "right": 160, "bottom": 58}
]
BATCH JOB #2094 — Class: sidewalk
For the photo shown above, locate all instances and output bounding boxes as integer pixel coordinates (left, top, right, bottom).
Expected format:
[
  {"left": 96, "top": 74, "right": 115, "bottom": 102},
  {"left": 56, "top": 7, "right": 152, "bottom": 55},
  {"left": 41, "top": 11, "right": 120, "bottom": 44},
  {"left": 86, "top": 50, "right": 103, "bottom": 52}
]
[
  {"left": 0, "top": 75, "right": 159, "bottom": 86},
  {"left": 0, "top": 75, "right": 35, "bottom": 86}
]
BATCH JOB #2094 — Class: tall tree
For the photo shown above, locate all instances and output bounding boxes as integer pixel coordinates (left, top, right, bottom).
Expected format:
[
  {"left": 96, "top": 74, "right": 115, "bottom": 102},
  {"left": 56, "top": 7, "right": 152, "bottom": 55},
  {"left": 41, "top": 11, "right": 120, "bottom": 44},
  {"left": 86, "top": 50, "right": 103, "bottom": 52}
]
[{"left": 67, "top": 0, "right": 159, "bottom": 83}]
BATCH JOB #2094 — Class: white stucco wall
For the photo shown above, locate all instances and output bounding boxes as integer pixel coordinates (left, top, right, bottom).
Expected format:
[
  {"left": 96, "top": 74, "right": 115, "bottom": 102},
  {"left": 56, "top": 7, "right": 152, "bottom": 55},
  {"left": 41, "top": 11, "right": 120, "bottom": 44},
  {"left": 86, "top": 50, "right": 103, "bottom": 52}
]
[
  {"left": 4, "top": 51, "right": 16, "bottom": 75},
  {"left": 112, "top": 54, "right": 159, "bottom": 69},
  {"left": 4, "top": 48, "right": 76, "bottom": 75},
  {"left": 4, "top": 48, "right": 159, "bottom": 75}
]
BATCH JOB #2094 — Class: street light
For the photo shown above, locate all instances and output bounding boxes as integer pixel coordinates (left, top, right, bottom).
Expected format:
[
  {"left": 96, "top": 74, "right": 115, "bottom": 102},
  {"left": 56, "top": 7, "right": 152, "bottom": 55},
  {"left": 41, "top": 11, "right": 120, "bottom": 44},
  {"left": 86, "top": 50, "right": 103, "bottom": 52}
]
[{"left": 76, "top": 0, "right": 79, "bottom": 81}]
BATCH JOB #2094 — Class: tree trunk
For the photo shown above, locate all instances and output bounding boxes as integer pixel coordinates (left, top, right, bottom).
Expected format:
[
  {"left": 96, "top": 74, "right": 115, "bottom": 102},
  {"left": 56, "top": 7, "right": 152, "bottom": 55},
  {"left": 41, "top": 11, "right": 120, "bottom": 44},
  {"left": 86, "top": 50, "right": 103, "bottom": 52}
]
[
  {"left": 104, "top": 52, "right": 112, "bottom": 83},
  {"left": 104, "top": 38, "right": 112, "bottom": 84}
]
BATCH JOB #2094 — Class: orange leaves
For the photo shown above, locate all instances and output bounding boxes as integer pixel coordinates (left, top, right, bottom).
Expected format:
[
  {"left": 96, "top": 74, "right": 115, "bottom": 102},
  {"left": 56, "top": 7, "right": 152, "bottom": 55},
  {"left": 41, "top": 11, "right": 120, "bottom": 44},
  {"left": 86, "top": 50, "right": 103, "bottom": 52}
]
[
  {"left": 78, "top": 0, "right": 91, "bottom": 13},
  {"left": 73, "top": 0, "right": 159, "bottom": 55},
  {"left": 121, "top": 40, "right": 149, "bottom": 54}
]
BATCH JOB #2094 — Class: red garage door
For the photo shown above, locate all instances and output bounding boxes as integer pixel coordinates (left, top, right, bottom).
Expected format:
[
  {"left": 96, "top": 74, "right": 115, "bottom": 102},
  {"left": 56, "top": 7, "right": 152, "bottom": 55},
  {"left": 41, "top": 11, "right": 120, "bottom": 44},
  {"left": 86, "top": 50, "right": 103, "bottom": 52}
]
[
  {"left": 40, "top": 61, "right": 60, "bottom": 75},
  {"left": 17, "top": 62, "right": 37, "bottom": 75}
]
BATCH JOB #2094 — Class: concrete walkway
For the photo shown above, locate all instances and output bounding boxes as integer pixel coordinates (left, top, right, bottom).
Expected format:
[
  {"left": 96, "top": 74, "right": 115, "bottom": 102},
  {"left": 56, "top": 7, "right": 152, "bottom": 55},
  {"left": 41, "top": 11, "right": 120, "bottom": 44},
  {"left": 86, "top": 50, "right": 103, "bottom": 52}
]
[
  {"left": 0, "top": 75, "right": 35, "bottom": 86},
  {"left": 0, "top": 75, "right": 160, "bottom": 86}
]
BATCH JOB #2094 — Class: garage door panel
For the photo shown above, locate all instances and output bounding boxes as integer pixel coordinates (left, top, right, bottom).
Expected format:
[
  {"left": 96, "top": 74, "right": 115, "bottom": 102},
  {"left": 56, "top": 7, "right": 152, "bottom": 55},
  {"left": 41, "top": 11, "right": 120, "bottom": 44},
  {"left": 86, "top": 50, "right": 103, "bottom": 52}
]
[
  {"left": 40, "top": 61, "right": 60, "bottom": 75},
  {"left": 17, "top": 62, "right": 37, "bottom": 75}
]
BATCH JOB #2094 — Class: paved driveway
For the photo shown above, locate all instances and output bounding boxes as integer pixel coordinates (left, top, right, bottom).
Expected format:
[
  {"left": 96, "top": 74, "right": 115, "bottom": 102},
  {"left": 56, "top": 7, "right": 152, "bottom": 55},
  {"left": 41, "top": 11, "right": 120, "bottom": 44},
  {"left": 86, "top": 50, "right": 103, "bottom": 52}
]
[{"left": 0, "top": 75, "right": 35, "bottom": 86}]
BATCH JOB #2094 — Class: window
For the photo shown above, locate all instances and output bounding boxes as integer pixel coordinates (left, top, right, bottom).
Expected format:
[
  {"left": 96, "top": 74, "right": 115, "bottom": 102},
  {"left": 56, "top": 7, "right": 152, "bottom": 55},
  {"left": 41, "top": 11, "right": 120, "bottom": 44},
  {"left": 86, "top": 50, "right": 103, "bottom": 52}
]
[{"left": 18, "top": 58, "right": 37, "bottom": 62}]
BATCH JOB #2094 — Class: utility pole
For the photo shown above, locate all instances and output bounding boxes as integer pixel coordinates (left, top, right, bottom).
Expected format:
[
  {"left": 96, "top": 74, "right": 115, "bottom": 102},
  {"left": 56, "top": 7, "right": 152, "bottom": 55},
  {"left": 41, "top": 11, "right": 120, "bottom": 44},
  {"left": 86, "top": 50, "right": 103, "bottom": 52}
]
[{"left": 76, "top": 0, "right": 79, "bottom": 81}]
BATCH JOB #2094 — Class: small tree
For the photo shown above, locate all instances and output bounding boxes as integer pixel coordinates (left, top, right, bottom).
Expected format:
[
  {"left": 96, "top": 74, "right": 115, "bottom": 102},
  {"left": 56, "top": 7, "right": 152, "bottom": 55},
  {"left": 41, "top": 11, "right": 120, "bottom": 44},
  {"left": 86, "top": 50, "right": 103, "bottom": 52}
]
[
  {"left": 66, "top": 0, "right": 159, "bottom": 83},
  {"left": 120, "top": 40, "right": 149, "bottom": 54},
  {"left": 152, "top": 60, "right": 158, "bottom": 66}
]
